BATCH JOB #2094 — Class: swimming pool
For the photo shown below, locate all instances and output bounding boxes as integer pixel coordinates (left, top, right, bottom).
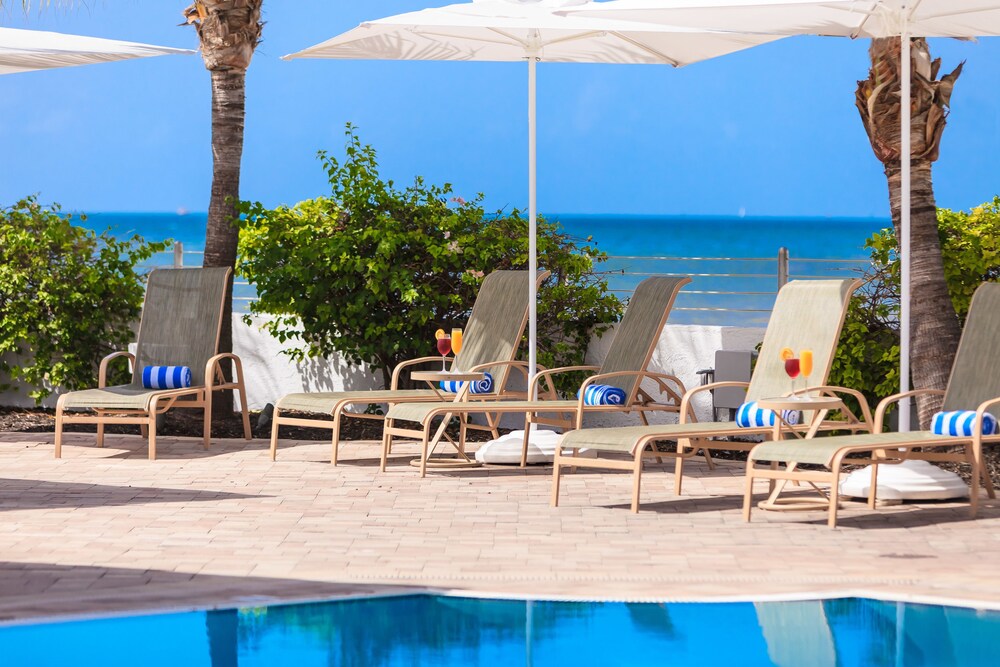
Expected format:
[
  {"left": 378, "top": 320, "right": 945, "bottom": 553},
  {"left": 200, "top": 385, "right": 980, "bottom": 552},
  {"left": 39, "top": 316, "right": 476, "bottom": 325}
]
[{"left": 0, "top": 595, "right": 996, "bottom": 666}]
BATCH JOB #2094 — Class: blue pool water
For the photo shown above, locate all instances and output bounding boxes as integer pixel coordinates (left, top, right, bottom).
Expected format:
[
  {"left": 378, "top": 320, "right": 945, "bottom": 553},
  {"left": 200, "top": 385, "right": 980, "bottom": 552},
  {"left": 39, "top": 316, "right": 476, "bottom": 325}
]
[{"left": 0, "top": 595, "right": 996, "bottom": 666}]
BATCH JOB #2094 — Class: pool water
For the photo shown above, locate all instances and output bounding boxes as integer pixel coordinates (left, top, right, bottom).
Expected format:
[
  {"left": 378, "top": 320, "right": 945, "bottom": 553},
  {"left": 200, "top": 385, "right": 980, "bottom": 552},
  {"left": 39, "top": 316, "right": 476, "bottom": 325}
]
[{"left": 1, "top": 595, "right": 997, "bottom": 666}]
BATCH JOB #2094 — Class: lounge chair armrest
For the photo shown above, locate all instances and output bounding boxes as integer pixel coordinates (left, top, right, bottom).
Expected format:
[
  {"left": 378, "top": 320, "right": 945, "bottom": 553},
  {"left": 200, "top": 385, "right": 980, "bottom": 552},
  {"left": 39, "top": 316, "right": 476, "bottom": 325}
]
[
  {"left": 464, "top": 360, "right": 555, "bottom": 398},
  {"left": 972, "top": 397, "right": 1000, "bottom": 444},
  {"left": 804, "top": 384, "right": 875, "bottom": 430},
  {"left": 580, "top": 370, "right": 687, "bottom": 405},
  {"left": 529, "top": 365, "right": 600, "bottom": 395},
  {"left": 99, "top": 351, "right": 135, "bottom": 388},
  {"left": 873, "top": 388, "right": 946, "bottom": 432},
  {"left": 390, "top": 356, "right": 450, "bottom": 389},
  {"left": 206, "top": 353, "right": 247, "bottom": 389},
  {"left": 678, "top": 381, "right": 750, "bottom": 424}
]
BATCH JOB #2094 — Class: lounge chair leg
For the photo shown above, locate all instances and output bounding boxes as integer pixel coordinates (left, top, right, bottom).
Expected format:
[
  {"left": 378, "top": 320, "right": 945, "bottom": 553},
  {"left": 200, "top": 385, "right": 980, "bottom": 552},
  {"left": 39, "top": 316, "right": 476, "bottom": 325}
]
[
  {"left": 968, "top": 444, "right": 981, "bottom": 518},
  {"left": 231, "top": 357, "right": 252, "bottom": 440},
  {"left": 551, "top": 449, "right": 562, "bottom": 507},
  {"left": 203, "top": 389, "right": 212, "bottom": 450},
  {"left": 140, "top": 423, "right": 148, "bottom": 438},
  {"left": 980, "top": 454, "right": 996, "bottom": 500},
  {"left": 331, "top": 410, "right": 342, "bottom": 466},
  {"left": 631, "top": 450, "right": 644, "bottom": 513},
  {"left": 703, "top": 447, "right": 716, "bottom": 470},
  {"left": 828, "top": 459, "right": 843, "bottom": 529},
  {"left": 269, "top": 409, "right": 280, "bottom": 461},
  {"left": 742, "top": 466, "right": 755, "bottom": 522},
  {"left": 420, "top": 423, "right": 432, "bottom": 479},
  {"left": 54, "top": 399, "right": 65, "bottom": 459},
  {"left": 520, "top": 417, "right": 531, "bottom": 468},
  {"left": 867, "top": 463, "right": 879, "bottom": 509},
  {"left": 380, "top": 421, "right": 392, "bottom": 473},
  {"left": 674, "top": 445, "right": 686, "bottom": 496},
  {"left": 148, "top": 413, "right": 158, "bottom": 461},
  {"left": 97, "top": 418, "right": 105, "bottom": 449}
]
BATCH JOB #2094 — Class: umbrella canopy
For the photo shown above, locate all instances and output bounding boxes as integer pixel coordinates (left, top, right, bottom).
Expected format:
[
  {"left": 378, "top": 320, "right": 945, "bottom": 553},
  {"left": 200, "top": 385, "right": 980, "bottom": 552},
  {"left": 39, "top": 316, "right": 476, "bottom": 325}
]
[
  {"left": 561, "top": 0, "right": 1000, "bottom": 38},
  {"left": 0, "top": 27, "right": 193, "bottom": 76},
  {"left": 284, "top": 0, "right": 784, "bottom": 387},
  {"left": 566, "top": 0, "right": 1000, "bottom": 429}
]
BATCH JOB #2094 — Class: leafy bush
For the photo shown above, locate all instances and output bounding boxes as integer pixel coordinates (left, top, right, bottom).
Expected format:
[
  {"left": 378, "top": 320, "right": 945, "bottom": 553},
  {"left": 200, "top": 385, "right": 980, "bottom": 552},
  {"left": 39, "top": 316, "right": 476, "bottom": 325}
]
[
  {"left": 828, "top": 197, "right": 1000, "bottom": 413},
  {"left": 0, "top": 197, "right": 168, "bottom": 403},
  {"left": 237, "top": 125, "right": 622, "bottom": 392}
]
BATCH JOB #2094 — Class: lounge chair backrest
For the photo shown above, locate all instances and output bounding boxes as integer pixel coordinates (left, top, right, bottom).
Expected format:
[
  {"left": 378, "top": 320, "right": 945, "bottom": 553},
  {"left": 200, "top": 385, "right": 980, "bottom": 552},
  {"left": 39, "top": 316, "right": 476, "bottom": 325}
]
[
  {"left": 598, "top": 276, "right": 691, "bottom": 401},
  {"left": 132, "top": 267, "right": 230, "bottom": 387},
  {"left": 452, "top": 270, "right": 550, "bottom": 387},
  {"left": 746, "top": 279, "right": 861, "bottom": 402},
  {"left": 942, "top": 282, "right": 1000, "bottom": 417}
]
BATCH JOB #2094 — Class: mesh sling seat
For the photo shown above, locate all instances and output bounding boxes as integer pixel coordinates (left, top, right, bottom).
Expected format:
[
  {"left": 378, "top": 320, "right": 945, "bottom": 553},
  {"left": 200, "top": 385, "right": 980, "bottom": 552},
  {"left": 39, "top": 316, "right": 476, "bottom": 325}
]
[
  {"left": 745, "top": 281, "right": 1000, "bottom": 528},
  {"left": 55, "top": 267, "right": 252, "bottom": 460},
  {"left": 382, "top": 276, "right": 691, "bottom": 477},
  {"left": 551, "top": 279, "right": 865, "bottom": 512},
  {"left": 269, "top": 270, "right": 550, "bottom": 464}
]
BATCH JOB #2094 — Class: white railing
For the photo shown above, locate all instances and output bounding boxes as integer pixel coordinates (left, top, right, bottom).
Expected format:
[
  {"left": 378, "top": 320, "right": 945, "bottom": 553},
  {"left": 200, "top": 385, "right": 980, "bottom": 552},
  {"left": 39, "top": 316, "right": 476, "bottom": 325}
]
[{"left": 143, "top": 243, "right": 869, "bottom": 324}]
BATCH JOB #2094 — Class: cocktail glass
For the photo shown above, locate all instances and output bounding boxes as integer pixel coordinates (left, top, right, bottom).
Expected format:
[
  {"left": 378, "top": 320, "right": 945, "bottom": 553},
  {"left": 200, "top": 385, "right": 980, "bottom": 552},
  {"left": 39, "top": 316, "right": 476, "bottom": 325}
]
[{"left": 437, "top": 335, "right": 452, "bottom": 371}]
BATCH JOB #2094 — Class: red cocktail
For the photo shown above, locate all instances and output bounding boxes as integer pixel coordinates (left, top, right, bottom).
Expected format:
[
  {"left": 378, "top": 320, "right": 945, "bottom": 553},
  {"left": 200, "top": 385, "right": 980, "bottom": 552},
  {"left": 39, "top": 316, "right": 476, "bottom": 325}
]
[{"left": 437, "top": 335, "right": 452, "bottom": 371}]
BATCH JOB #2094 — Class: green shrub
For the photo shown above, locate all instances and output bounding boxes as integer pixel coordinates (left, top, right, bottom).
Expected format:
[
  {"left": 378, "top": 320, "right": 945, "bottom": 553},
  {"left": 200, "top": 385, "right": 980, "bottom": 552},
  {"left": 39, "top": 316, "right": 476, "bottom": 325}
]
[
  {"left": 0, "top": 197, "right": 168, "bottom": 402},
  {"left": 828, "top": 197, "right": 1000, "bottom": 414},
  {"left": 237, "top": 124, "right": 622, "bottom": 393}
]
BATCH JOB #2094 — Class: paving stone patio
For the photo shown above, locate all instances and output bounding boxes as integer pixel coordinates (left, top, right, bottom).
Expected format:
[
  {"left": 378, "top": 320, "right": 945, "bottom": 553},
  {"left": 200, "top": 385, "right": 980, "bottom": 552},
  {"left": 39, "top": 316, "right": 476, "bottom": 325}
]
[{"left": 1, "top": 431, "right": 999, "bottom": 624}]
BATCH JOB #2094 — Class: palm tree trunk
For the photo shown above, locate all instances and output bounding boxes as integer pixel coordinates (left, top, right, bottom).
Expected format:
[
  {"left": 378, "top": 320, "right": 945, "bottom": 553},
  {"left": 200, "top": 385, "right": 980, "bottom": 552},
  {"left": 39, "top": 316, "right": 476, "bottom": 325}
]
[
  {"left": 203, "top": 68, "right": 246, "bottom": 413},
  {"left": 884, "top": 162, "right": 961, "bottom": 426},
  {"left": 185, "top": 0, "right": 262, "bottom": 416},
  {"left": 856, "top": 37, "right": 964, "bottom": 428}
]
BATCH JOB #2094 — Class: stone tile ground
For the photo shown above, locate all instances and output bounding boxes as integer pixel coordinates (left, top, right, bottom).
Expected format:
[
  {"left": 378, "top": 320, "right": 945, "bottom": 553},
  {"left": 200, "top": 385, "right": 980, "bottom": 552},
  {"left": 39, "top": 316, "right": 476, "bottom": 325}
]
[{"left": 1, "top": 431, "right": 998, "bottom": 623}]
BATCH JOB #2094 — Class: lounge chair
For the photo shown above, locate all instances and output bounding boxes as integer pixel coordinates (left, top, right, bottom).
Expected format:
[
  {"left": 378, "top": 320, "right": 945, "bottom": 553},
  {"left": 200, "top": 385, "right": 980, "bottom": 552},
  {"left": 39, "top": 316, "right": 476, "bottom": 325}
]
[
  {"left": 381, "top": 276, "right": 692, "bottom": 476},
  {"left": 269, "top": 270, "right": 550, "bottom": 464},
  {"left": 54, "top": 267, "right": 252, "bottom": 460},
  {"left": 551, "top": 278, "right": 866, "bottom": 511},
  {"left": 744, "top": 281, "right": 1000, "bottom": 528}
]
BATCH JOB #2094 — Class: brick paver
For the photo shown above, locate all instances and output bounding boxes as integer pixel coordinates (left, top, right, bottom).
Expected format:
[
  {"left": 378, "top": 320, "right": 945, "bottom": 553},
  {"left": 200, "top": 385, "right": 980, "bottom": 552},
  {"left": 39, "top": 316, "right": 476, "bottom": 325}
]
[{"left": 1, "top": 431, "right": 999, "bottom": 623}]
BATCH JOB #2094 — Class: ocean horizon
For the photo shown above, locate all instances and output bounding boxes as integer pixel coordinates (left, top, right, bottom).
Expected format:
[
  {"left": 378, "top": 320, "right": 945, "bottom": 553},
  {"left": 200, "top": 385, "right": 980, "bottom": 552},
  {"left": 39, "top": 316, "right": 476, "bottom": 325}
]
[
  {"left": 79, "top": 211, "right": 887, "bottom": 326},
  {"left": 79, "top": 211, "right": 890, "bottom": 261}
]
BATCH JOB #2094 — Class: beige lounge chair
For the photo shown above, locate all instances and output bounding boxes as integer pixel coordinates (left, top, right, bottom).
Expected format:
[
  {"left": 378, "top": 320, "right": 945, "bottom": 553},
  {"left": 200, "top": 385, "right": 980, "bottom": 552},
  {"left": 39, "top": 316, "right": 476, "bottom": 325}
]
[
  {"left": 551, "top": 278, "right": 866, "bottom": 511},
  {"left": 269, "top": 270, "right": 550, "bottom": 464},
  {"left": 745, "top": 281, "right": 1000, "bottom": 528},
  {"left": 382, "top": 276, "right": 692, "bottom": 476},
  {"left": 55, "top": 267, "right": 252, "bottom": 460}
]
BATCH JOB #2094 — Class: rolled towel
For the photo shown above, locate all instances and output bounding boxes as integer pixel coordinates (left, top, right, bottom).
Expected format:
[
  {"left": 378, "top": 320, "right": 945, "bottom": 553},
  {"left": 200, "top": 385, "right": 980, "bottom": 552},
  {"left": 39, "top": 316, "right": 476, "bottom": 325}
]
[
  {"left": 931, "top": 410, "right": 998, "bottom": 437},
  {"left": 735, "top": 401, "right": 800, "bottom": 428},
  {"left": 141, "top": 365, "right": 192, "bottom": 390},
  {"left": 579, "top": 384, "right": 627, "bottom": 406},
  {"left": 440, "top": 372, "right": 494, "bottom": 395}
]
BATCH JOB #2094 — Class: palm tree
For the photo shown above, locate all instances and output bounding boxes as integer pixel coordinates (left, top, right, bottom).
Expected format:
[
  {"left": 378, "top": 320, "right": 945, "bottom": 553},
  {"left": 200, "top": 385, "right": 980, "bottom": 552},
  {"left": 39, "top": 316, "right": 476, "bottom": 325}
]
[
  {"left": 184, "top": 0, "right": 262, "bottom": 413},
  {"left": 855, "top": 37, "right": 963, "bottom": 428}
]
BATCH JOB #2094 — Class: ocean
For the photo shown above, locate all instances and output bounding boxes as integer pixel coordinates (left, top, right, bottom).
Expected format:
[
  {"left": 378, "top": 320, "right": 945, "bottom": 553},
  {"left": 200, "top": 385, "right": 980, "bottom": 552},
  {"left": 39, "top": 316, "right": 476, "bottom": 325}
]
[{"left": 81, "top": 212, "right": 889, "bottom": 326}]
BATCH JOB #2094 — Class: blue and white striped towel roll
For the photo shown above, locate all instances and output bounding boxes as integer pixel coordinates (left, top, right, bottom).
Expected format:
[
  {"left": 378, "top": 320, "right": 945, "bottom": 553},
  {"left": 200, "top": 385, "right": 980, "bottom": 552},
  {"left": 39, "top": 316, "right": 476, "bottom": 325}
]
[
  {"left": 141, "top": 365, "right": 192, "bottom": 390},
  {"left": 735, "top": 402, "right": 801, "bottom": 428},
  {"left": 440, "top": 372, "right": 494, "bottom": 395},
  {"left": 579, "top": 384, "right": 627, "bottom": 406},
  {"left": 931, "top": 410, "right": 998, "bottom": 437}
]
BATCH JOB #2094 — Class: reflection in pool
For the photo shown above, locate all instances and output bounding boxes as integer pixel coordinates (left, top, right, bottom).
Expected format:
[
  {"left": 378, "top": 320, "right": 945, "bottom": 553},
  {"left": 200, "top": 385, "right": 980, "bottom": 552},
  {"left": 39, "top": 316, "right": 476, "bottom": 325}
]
[{"left": 0, "top": 595, "right": 997, "bottom": 666}]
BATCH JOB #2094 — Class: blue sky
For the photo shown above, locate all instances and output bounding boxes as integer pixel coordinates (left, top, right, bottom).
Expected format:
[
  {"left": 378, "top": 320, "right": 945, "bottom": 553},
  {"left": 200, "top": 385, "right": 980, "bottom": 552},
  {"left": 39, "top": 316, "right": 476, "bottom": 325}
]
[{"left": 0, "top": 1, "right": 997, "bottom": 217}]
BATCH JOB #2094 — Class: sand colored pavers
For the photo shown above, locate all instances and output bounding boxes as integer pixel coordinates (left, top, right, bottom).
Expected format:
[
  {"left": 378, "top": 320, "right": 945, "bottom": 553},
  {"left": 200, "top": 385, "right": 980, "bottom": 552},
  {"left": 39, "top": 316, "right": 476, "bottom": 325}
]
[{"left": 1, "top": 431, "right": 1000, "bottom": 624}]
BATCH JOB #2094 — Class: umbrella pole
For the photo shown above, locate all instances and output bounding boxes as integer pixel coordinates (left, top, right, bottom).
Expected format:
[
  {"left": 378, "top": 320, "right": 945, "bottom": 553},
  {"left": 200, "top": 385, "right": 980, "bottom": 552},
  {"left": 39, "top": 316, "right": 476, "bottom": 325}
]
[
  {"left": 527, "top": 52, "right": 538, "bottom": 399},
  {"left": 899, "top": 27, "right": 912, "bottom": 432}
]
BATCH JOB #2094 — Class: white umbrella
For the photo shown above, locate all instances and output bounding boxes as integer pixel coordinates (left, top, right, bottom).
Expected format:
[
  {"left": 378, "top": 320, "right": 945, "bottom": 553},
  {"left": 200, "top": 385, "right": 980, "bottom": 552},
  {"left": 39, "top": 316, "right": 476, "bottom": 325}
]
[
  {"left": 563, "top": 2, "right": 1000, "bottom": 431},
  {"left": 0, "top": 26, "right": 193, "bottom": 75},
  {"left": 283, "top": 0, "right": 784, "bottom": 391}
]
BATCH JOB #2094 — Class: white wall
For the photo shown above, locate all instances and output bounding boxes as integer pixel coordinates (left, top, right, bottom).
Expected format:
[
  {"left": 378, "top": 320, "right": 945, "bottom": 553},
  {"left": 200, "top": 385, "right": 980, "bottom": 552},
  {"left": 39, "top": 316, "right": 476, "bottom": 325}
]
[{"left": 1, "top": 319, "right": 765, "bottom": 420}]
